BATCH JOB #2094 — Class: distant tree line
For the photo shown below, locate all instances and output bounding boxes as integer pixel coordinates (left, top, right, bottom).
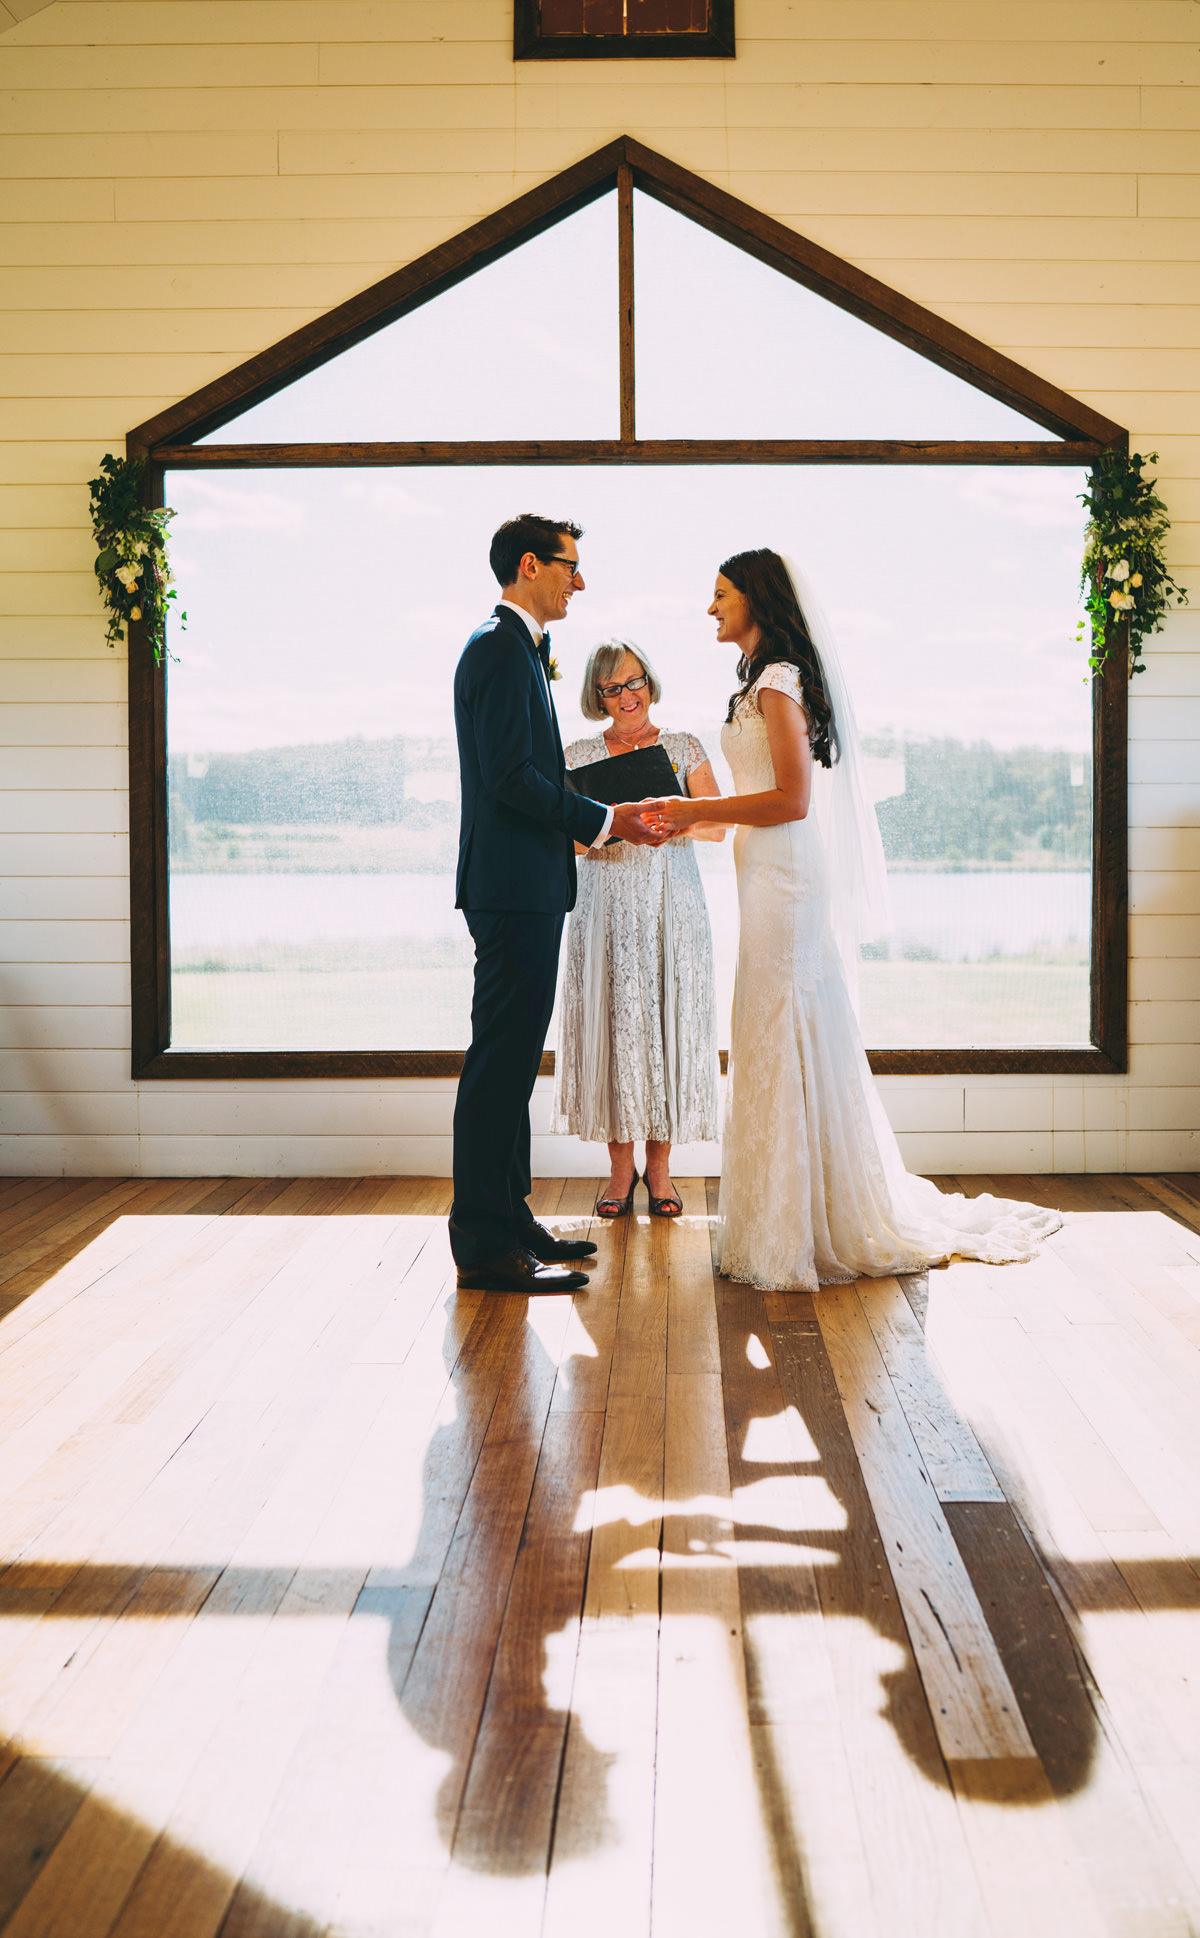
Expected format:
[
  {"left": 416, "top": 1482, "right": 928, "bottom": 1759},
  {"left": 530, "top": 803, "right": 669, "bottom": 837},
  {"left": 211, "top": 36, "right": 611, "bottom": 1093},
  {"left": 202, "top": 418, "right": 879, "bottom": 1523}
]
[
  {"left": 866, "top": 735, "right": 1091, "bottom": 866},
  {"left": 170, "top": 733, "right": 411, "bottom": 829},
  {"left": 169, "top": 732, "right": 1092, "bottom": 869}
]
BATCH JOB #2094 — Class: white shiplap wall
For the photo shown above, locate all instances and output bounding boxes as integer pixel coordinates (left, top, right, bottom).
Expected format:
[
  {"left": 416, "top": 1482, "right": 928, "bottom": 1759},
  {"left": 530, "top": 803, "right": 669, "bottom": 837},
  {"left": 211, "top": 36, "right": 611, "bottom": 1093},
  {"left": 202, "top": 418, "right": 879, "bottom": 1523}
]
[{"left": 1, "top": 0, "right": 1197, "bottom": 1177}]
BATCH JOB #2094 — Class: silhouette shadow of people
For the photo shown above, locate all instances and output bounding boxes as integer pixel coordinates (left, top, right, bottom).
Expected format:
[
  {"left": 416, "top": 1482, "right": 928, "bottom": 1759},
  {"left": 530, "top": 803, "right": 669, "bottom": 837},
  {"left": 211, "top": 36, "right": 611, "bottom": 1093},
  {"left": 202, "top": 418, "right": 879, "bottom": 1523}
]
[{"left": 5, "top": 1188, "right": 1196, "bottom": 1937}]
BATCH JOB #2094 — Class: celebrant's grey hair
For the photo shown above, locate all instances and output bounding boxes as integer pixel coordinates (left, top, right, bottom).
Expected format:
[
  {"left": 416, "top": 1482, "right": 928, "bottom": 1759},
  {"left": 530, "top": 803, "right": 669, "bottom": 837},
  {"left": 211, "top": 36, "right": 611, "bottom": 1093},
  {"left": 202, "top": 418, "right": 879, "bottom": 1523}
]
[{"left": 580, "top": 640, "right": 663, "bottom": 722}]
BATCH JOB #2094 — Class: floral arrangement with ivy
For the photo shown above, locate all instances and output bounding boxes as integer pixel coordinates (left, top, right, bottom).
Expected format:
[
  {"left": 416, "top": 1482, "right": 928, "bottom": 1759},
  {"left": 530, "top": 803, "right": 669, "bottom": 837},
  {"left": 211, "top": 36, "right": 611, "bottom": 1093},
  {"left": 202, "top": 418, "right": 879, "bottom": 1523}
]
[
  {"left": 1078, "top": 449, "right": 1187, "bottom": 677},
  {"left": 88, "top": 453, "right": 185, "bottom": 664}
]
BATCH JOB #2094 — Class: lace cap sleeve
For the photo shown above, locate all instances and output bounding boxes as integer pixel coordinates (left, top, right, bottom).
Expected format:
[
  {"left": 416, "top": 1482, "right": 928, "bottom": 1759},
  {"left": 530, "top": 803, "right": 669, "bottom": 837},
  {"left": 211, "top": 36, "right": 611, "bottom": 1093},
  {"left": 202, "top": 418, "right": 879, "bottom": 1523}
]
[
  {"left": 681, "top": 731, "right": 710, "bottom": 773},
  {"left": 563, "top": 735, "right": 600, "bottom": 771},
  {"left": 753, "top": 662, "right": 807, "bottom": 714}
]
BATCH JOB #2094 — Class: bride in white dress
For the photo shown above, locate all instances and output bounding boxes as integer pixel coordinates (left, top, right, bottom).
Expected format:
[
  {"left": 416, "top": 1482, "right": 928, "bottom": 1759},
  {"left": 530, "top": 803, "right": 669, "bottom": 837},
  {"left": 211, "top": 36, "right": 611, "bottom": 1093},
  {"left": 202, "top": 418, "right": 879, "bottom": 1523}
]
[{"left": 644, "top": 548, "right": 1062, "bottom": 1293}]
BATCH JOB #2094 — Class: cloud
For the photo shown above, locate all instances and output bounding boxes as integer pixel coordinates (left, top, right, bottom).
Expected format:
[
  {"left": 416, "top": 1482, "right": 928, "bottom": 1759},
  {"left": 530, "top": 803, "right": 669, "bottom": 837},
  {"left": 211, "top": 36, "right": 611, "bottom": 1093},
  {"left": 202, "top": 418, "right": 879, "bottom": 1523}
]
[
  {"left": 957, "top": 468, "right": 1089, "bottom": 533},
  {"left": 340, "top": 477, "right": 440, "bottom": 519},
  {"left": 170, "top": 477, "right": 307, "bottom": 534}
]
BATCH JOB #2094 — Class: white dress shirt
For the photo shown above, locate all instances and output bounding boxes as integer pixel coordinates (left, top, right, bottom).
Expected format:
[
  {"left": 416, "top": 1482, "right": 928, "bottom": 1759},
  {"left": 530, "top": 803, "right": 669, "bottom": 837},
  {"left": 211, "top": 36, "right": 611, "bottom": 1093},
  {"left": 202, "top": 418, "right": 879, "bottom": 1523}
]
[{"left": 496, "top": 599, "right": 614, "bottom": 846}]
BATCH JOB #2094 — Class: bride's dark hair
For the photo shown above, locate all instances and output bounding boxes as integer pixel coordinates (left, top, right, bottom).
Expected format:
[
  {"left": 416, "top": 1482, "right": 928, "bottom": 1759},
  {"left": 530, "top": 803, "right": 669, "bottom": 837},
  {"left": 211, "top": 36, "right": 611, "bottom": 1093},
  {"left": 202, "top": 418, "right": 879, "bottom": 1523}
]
[{"left": 720, "top": 548, "right": 838, "bottom": 769}]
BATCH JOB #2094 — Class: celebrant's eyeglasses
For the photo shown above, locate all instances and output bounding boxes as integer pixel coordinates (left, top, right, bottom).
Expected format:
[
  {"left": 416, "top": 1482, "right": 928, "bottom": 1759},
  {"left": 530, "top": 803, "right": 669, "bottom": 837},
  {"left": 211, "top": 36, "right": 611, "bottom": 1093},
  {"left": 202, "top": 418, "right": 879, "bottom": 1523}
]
[{"left": 597, "top": 674, "right": 650, "bottom": 700}]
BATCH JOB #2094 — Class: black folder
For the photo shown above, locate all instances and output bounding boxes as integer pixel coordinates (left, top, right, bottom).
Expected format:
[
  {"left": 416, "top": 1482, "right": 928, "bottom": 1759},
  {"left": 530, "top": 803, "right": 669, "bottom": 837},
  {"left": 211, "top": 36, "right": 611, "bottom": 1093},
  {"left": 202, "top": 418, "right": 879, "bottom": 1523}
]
[{"left": 566, "top": 741, "right": 683, "bottom": 843}]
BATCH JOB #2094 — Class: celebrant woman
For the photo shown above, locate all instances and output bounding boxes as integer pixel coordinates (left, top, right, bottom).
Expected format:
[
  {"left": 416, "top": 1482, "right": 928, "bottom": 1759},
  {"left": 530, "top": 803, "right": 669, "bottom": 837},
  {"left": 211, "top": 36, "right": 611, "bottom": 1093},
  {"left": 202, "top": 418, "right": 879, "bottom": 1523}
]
[
  {"left": 641, "top": 549, "right": 1063, "bottom": 1290},
  {"left": 554, "top": 641, "right": 722, "bottom": 1218}
]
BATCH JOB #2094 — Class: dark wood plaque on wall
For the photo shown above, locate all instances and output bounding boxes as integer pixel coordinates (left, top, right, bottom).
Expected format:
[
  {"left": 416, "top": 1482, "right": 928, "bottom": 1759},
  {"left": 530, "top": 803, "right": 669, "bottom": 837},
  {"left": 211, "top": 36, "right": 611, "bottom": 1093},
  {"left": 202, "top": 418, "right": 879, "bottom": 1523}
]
[{"left": 514, "top": 0, "right": 734, "bottom": 59}]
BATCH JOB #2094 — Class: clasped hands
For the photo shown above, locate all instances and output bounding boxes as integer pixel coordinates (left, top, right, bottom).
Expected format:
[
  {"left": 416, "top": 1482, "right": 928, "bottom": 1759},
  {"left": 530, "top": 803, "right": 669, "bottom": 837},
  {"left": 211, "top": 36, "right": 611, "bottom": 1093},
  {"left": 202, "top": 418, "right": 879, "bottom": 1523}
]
[{"left": 608, "top": 797, "right": 693, "bottom": 846}]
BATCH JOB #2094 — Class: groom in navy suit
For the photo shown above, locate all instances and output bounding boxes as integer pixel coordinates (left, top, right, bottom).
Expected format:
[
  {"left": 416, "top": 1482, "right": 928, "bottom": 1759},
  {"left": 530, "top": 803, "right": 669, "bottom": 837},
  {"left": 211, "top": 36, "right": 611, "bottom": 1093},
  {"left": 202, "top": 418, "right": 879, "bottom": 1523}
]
[{"left": 450, "top": 513, "right": 659, "bottom": 1293}]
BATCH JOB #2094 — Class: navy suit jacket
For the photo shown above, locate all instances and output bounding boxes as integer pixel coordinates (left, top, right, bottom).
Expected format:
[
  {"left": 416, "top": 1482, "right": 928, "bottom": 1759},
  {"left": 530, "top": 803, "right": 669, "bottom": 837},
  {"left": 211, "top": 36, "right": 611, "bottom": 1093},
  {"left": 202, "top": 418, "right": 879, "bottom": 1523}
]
[{"left": 454, "top": 604, "right": 608, "bottom": 913}]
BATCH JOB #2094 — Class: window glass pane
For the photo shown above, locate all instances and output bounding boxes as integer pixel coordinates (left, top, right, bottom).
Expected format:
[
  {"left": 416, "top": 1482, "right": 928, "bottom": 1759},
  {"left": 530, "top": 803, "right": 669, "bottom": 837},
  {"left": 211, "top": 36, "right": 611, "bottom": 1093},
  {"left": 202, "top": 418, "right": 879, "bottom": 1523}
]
[
  {"left": 200, "top": 194, "right": 618, "bottom": 443},
  {"left": 633, "top": 191, "right": 1060, "bottom": 441},
  {"left": 166, "top": 464, "right": 1090, "bottom": 1053}
]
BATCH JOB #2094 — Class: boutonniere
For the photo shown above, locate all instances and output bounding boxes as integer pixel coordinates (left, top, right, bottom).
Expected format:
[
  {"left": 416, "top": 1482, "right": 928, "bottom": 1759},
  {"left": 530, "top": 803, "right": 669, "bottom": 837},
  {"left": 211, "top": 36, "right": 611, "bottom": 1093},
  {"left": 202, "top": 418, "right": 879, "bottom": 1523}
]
[{"left": 547, "top": 655, "right": 561, "bottom": 682}]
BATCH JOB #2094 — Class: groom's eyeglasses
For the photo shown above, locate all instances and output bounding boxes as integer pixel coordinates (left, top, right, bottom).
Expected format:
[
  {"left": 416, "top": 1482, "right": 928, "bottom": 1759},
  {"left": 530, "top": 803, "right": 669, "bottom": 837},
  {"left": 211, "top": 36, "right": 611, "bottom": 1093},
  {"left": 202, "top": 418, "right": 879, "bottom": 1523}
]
[
  {"left": 597, "top": 674, "right": 650, "bottom": 700},
  {"left": 538, "top": 554, "right": 583, "bottom": 579}
]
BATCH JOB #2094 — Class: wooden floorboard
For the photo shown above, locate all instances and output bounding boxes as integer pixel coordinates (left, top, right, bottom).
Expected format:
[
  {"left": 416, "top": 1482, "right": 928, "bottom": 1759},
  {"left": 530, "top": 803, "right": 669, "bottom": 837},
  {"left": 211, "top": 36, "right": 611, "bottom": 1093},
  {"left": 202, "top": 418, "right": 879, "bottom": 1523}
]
[{"left": 0, "top": 1174, "right": 1197, "bottom": 1937}]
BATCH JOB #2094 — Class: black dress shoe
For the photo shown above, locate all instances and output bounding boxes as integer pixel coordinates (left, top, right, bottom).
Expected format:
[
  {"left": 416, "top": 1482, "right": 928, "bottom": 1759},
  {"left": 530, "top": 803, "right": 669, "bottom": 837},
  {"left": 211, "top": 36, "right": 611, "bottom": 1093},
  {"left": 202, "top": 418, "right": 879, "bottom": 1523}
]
[
  {"left": 455, "top": 1248, "right": 590, "bottom": 1295},
  {"left": 523, "top": 1219, "right": 599, "bottom": 1263}
]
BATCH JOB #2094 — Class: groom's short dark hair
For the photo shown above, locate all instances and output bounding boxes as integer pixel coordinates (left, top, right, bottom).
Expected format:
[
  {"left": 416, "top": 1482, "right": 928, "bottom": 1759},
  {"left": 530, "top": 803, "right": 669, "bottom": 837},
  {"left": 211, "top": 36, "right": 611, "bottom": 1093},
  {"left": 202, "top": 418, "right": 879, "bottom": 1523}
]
[{"left": 490, "top": 513, "right": 583, "bottom": 589}]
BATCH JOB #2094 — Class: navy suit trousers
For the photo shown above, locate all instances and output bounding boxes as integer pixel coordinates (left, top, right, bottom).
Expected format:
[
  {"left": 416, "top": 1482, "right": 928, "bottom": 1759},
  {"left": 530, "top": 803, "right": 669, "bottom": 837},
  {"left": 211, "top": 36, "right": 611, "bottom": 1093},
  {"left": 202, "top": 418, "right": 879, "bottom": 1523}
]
[{"left": 449, "top": 908, "right": 564, "bottom": 1267}]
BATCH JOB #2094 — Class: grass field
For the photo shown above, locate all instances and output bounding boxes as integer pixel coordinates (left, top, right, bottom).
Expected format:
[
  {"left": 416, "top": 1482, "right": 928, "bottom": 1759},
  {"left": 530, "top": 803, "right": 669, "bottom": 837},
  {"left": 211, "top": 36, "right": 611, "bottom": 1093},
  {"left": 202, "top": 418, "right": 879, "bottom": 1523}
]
[{"left": 172, "top": 959, "right": 1089, "bottom": 1052}]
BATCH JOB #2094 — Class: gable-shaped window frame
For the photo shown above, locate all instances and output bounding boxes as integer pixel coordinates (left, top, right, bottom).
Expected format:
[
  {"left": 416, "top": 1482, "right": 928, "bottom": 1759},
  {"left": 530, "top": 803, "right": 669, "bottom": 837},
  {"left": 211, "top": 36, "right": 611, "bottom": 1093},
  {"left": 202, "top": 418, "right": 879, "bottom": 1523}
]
[{"left": 126, "top": 135, "right": 1128, "bottom": 1083}]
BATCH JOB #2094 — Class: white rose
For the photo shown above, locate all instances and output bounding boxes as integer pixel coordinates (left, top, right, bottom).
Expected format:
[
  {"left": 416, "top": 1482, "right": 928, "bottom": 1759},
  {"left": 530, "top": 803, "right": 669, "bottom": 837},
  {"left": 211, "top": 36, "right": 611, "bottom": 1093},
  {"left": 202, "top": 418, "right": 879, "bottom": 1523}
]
[
  {"left": 1106, "top": 558, "right": 1130, "bottom": 582},
  {"left": 114, "top": 562, "right": 141, "bottom": 591}
]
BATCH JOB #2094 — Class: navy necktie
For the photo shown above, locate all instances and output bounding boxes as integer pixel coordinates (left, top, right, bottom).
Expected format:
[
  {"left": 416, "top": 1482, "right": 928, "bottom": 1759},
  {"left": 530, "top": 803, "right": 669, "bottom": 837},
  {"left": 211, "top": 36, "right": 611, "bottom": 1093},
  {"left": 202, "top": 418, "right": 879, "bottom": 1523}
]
[{"left": 537, "top": 629, "right": 551, "bottom": 674}]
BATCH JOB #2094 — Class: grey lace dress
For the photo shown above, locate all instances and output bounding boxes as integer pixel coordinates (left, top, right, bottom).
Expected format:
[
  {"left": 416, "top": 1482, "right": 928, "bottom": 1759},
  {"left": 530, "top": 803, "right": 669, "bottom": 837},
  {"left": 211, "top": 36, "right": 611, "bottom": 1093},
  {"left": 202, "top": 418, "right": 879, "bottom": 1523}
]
[{"left": 553, "top": 730, "right": 720, "bottom": 1145}]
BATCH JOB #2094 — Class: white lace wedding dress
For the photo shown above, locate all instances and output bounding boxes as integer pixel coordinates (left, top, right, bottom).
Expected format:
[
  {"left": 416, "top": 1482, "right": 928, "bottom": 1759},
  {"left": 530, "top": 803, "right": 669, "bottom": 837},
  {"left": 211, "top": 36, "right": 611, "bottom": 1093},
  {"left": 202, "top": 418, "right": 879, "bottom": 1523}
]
[{"left": 716, "top": 662, "right": 1063, "bottom": 1292}]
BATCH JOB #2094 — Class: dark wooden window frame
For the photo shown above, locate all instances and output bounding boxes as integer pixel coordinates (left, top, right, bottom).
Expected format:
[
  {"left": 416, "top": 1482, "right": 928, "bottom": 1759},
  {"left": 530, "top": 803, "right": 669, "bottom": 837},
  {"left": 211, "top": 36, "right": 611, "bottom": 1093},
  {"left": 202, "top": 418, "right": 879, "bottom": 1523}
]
[
  {"left": 514, "top": 0, "right": 735, "bottom": 61},
  {"left": 127, "top": 135, "right": 1128, "bottom": 1083}
]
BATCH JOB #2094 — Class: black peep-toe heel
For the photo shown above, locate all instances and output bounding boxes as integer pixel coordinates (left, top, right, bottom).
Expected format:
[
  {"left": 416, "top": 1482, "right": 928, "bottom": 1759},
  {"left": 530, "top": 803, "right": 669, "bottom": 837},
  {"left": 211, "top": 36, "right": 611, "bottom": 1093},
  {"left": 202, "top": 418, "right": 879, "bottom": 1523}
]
[{"left": 596, "top": 1170, "right": 639, "bottom": 1219}]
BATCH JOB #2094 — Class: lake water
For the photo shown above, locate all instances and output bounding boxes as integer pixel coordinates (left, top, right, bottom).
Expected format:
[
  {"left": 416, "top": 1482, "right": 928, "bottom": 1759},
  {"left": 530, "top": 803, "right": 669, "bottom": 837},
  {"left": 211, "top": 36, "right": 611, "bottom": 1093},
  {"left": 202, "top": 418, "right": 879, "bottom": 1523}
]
[{"left": 171, "top": 867, "right": 1090, "bottom": 964}]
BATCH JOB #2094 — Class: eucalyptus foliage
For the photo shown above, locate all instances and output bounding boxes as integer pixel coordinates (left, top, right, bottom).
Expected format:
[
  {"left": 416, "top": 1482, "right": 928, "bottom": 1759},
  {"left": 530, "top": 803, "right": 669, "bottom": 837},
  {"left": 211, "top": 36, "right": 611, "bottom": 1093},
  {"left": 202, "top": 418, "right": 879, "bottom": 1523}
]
[
  {"left": 88, "top": 453, "right": 185, "bottom": 664},
  {"left": 1078, "top": 449, "right": 1187, "bottom": 678}
]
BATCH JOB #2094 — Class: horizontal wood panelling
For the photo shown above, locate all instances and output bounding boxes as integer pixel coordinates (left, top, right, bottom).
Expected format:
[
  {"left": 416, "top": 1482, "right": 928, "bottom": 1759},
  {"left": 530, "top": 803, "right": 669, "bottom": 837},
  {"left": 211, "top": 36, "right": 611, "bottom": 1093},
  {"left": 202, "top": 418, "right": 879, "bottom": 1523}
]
[
  {"left": 1129, "top": 743, "right": 1200, "bottom": 783},
  {"left": 0, "top": 398, "right": 163, "bottom": 438},
  {"left": 965, "top": 1088, "right": 1056, "bottom": 1132},
  {"left": 1130, "top": 915, "right": 1200, "bottom": 956},
  {"left": 0, "top": 874, "right": 128, "bottom": 917},
  {"left": 0, "top": 1005, "right": 130, "bottom": 1049},
  {"left": 0, "top": 625, "right": 112, "bottom": 672},
  {"left": 0, "top": 265, "right": 377, "bottom": 312},
  {"left": 1128, "top": 785, "right": 1200, "bottom": 828},
  {"left": 1129, "top": 696, "right": 1200, "bottom": 738},
  {"left": 1126, "top": 1087, "right": 1200, "bottom": 1130},
  {"left": 1130, "top": 958, "right": 1200, "bottom": 1002},
  {"left": 0, "top": 310, "right": 313, "bottom": 356},
  {"left": 0, "top": 530, "right": 92, "bottom": 570},
  {"left": 558, "top": 82, "right": 1145, "bottom": 126},
  {"left": 0, "top": 833, "right": 128, "bottom": 875},
  {"left": 0, "top": 1089, "right": 138, "bottom": 1133},
  {"left": 0, "top": 793, "right": 128, "bottom": 835},
  {"left": 1, "top": 961, "right": 128, "bottom": 1004},
  {"left": 1139, "top": 174, "right": 1200, "bottom": 217},
  {"left": 0, "top": 485, "right": 98, "bottom": 524},
  {"left": 0, "top": 919, "right": 128, "bottom": 961},
  {"left": 0, "top": 178, "right": 114, "bottom": 221},
  {"left": 863, "top": 259, "right": 1200, "bottom": 306},
  {"left": 0, "top": 1131, "right": 139, "bottom": 1172},
  {"left": 0, "top": 218, "right": 449, "bottom": 269},
  {"left": 0, "top": 131, "right": 281, "bottom": 178},
  {"left": 1130, "top": 1002, "right": 1200, "bottom": 1044},
  {"left": 1125, "top": 1128, "right": 1200, "bottom": 1167},
  {"left": 114, "top": 174, "right": 523, "bottom": 226},
  {"left": 3, "top": 0, "right": 1191, "bottom": 43},
  {"left": 0, "top": 84, "right": 520, "bottom": 137},
  {"left": 0, "top": 43, "right": 323, "bottom": 88},
  {"left": 0, "top": 570, "right": 129, "bottom": 615},
  {"left": 729, "top": 216, "right": 1200, "bottom": 263},
  {"left": 1129, "top": 1044, "right": 1200, "bottom": 1084},
  {"left": 0, "top": 660, "right": 123, "bottom": 701},
  {"left": 729, "top": 130, "right": 1200, "bottom": 175},
  {"left": 1129, "top": 871, "right": 1200, "bottom": 915},
  {"left": 0, "top": 747, "right": 126, "bottom": 790},
  {"left": 0, "top": 1046, "right": 128, "bottom": 1093},
  {"left": 0, "top": 0, "right": 1196, "bottom": 1172},
  {"left": 0, "top": 703, "right": 126, "bottom": 746}
]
